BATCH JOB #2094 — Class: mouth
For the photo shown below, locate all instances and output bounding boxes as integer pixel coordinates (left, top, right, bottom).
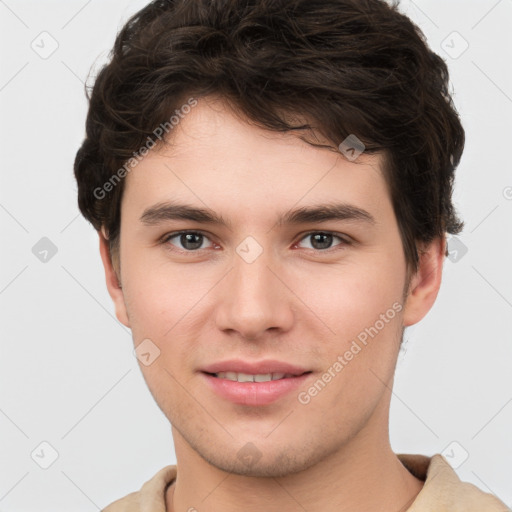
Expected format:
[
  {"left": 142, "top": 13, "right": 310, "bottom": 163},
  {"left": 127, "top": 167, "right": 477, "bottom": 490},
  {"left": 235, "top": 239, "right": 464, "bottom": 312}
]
[{"left": 203, "top": 371, "right": 312, "bottom": 382}]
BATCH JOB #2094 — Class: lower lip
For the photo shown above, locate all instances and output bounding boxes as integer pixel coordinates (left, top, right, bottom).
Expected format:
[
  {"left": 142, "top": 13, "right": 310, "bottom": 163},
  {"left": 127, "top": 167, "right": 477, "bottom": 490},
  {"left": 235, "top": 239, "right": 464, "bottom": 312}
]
[{"left": 201, "top": 372, "right": 312, "bottom": 406}]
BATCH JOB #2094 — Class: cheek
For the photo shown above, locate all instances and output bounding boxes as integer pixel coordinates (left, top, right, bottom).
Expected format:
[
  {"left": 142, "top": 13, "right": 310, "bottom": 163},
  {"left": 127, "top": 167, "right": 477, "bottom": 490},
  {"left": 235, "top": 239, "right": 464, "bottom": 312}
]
[
  {"left": 294, "top": 251, "right": 406, "bottom": 337},
  {"left": 122, "top": 227, "right": 406, "bottom": 344},
  {"left": 120, "top": 246, "right": 202, "bottom": 336}
]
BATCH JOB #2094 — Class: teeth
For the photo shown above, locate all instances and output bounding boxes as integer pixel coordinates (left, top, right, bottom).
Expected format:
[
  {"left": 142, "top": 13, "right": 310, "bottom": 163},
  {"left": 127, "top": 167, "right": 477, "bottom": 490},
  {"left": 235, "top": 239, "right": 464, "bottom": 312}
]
[
  {"left": 254, "top": 373, "right": 272, "bottom": 382},
  {"left": 215, "top": 372, "right": 293, "bottom": 382}
]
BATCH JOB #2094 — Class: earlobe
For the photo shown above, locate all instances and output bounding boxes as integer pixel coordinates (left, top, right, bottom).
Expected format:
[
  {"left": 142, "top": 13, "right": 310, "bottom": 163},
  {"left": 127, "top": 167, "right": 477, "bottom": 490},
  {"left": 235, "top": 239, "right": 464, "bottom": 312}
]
[
  {"left": 402, "top": 236, "right": 446, "bottom": 327},
  {"left": 98, "top": 228, "right": 131, "bottom": 328}
]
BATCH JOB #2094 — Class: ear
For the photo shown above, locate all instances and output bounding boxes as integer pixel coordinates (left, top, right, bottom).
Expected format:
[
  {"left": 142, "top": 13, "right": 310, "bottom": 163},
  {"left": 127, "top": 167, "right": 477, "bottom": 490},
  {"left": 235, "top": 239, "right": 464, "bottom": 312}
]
[
  {"left": 98, "top": 227, "right": 131, "bottom": 328},
  {"left": 402, "top": 236, "right": 446, "bottom": 327}
]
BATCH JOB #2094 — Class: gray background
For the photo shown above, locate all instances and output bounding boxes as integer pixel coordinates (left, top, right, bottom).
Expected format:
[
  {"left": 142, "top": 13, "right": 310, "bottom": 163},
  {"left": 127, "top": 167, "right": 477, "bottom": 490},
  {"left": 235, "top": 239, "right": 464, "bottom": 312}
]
[{"left": 0, "top": 0, "right": 511, "bottom": 510}]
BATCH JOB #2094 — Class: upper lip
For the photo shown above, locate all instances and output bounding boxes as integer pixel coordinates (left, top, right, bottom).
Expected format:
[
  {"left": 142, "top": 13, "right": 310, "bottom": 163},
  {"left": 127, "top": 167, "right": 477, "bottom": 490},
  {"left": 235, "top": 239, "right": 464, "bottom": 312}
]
[{"left": 201, "top": 359, "right": 310, "bottom": 376}]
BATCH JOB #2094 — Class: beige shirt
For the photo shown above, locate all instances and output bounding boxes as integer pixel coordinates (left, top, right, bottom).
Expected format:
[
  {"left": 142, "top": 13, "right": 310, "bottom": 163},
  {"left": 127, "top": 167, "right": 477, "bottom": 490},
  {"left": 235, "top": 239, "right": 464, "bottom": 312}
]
[{"left": 102, "top": 453, "right": 510, "bottom": 511}]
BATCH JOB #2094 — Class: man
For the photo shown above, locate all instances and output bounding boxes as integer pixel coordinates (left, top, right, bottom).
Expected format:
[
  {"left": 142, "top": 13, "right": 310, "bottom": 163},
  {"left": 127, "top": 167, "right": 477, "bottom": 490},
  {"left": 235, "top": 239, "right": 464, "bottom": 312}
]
[{"left": 74, "top": 0, "right": 509, "bottom": 510}]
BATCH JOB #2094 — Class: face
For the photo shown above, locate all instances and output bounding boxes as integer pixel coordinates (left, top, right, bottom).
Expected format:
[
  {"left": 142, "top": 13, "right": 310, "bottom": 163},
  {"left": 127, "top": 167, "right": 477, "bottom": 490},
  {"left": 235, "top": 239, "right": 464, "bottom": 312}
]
[{"left": 100, "top": 96, "right": 444, "bottom": 478}]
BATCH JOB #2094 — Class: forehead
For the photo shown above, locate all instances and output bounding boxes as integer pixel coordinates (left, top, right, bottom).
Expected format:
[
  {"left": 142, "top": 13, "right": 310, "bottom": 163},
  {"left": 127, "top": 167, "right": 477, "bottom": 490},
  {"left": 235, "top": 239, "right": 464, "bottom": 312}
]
[{"left": 122, "top": 97, "right": 390, "bottom": 223}]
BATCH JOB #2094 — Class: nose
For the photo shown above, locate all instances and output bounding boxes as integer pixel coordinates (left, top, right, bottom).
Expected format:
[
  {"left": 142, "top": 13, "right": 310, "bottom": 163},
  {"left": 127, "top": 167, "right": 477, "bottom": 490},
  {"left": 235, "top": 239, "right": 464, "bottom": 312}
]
[{"left": 214, "top": 242, "right": 294, "bottom": 341}]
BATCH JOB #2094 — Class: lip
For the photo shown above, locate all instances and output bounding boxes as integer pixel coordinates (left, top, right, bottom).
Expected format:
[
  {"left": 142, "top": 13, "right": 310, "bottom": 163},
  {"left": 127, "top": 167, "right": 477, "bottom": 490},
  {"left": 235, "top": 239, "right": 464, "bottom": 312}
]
[
  {"left": 200, "top": 359, "right": 313, "bottom": 406},
  {"left": 200, "top": 359, "right": 309, "bottom": 376},
  {"left": 201, "top": 371, "right": 313, "bottom": 406}
]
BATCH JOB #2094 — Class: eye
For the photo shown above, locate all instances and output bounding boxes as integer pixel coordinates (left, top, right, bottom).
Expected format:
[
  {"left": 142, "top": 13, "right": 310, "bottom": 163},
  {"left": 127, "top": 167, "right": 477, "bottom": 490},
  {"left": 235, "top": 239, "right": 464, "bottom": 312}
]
[
  {"left": 162, "top": 231, "right": 215, "bottom": 251},
  {"left": 161, "top": 230, "right": 351, "bottom": 253},
  {"left": 295, "top": 231, "right": 350, "bottom": 251}
]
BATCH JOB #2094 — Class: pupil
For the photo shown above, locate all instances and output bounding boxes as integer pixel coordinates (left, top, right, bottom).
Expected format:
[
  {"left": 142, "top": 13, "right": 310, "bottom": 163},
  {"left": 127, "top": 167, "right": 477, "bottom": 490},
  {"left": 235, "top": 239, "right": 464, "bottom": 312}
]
[
  {"left": 182, "top": 233, "right": 202, "bottom": 250},
  {"left": 312, "top": 233, "right": 332, "bottom": 250}
]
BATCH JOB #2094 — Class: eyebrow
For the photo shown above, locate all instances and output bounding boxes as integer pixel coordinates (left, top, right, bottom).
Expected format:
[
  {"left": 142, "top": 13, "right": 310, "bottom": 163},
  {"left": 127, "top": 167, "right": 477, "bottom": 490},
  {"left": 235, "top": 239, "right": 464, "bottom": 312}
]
[{"left": 139, "top": 201, "right": 376, "bottom": 228}]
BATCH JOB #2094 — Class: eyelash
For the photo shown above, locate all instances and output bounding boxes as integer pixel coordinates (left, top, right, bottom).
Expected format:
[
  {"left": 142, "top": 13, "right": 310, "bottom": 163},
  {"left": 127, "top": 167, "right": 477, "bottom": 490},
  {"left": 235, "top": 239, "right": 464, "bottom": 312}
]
[{"left": 160, "top": 230, "right": 352, "bottom": 253}]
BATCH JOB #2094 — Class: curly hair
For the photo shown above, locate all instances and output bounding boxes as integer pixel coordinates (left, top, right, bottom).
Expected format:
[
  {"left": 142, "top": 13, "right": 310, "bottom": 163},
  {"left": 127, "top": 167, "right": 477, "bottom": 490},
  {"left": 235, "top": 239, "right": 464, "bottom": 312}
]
[{"left": 74, "top": 0, "right": 464, "bottom": 276}]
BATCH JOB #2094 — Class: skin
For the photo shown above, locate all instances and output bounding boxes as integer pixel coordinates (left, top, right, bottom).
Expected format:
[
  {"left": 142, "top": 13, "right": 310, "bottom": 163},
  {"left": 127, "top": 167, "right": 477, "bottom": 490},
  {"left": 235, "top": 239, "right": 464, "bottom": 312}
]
[{"left": 99, "top": 95, "right": 446, "bottom": 512}]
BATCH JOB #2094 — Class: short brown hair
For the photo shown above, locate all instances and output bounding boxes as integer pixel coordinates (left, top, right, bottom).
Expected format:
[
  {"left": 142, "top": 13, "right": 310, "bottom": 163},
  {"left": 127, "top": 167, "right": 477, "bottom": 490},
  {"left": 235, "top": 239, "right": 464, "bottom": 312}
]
[{"left": 74, "top": 0, "right": 465, "bottom": 276}]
